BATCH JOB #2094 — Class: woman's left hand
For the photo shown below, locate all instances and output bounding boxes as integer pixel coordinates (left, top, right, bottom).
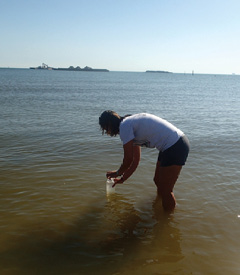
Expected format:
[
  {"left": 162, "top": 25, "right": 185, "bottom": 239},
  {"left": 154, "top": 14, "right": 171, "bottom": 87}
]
[{"left": 106, "top": 171, "right": 118, "bottom": 179}]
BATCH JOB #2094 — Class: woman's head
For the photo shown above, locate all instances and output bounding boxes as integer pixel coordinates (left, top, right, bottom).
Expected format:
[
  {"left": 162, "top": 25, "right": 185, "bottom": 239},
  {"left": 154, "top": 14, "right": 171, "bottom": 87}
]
[{"left": 99, "top": 110, "right": 122, "bottom": 136}]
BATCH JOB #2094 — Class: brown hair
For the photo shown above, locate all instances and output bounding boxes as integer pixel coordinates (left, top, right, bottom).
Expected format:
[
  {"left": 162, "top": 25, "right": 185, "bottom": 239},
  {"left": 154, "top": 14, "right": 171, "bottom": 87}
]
[{"left": 99, "top": 110, "right": 122, "bottom": 136}]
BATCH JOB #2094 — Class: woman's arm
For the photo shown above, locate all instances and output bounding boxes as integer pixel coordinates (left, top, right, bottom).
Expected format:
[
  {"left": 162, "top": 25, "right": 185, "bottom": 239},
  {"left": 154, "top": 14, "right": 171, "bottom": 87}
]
[
  {"left": 121, "top": 144, "right": 141, "bottom": 181},
  {"left": 117, "top": 139, "right": 135, "bottom": 175},
  {"left": 111, "top": 140, "right": 141, "bottom": 187},
  {"left": 106, "top": 139, "right": 134, "bottom": 178}
]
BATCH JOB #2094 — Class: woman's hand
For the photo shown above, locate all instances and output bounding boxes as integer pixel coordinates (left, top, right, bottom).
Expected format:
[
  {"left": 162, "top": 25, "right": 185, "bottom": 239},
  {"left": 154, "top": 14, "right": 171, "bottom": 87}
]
[
  {"left": 106, "top": 171, "right": 118, "bottom": 179},
  {"left": 112, "top": 177, "right": 124, "bottom": 188}
]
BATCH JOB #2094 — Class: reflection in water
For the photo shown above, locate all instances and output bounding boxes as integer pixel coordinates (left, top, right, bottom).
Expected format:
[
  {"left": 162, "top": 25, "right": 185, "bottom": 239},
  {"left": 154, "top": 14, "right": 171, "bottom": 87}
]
[
  {"left": 0, "top": 194, "right": 183, "bottom": 274},
  {"left": 105, "top": 194, "right": 142, "bottom": 237},
  {"left": 100, "top": 194, "right": 183, "bottom": 274},
  {"left": 151, "top": 196, "right": 183, "bottom": 264}
]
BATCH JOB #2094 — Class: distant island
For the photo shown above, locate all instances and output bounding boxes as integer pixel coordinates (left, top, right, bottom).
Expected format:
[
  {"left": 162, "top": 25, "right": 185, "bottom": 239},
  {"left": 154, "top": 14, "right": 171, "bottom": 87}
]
[
  {"left": 30, "top": 63, "right": 109, "bottom": 72},
  {"left": 146, "top": 70, "right": 172, "bottom": 73}
]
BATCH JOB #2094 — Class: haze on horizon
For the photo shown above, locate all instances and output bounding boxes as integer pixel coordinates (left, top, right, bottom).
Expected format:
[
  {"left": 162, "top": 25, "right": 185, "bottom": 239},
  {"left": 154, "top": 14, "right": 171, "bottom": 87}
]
[{"left": 1, "top": 0, "right": 240, "bottom": 74}]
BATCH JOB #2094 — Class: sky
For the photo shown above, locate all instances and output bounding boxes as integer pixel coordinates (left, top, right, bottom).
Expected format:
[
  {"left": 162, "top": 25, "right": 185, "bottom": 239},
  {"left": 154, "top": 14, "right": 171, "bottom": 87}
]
[{"left": 1, "top": 0, "right": 240, "bottom": 74}]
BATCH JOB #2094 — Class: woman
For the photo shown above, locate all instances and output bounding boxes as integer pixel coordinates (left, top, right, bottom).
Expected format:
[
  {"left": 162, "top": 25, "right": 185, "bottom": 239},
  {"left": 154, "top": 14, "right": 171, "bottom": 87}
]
[{"left": 99, "top": 110, "right": 190, "bottom": 211}]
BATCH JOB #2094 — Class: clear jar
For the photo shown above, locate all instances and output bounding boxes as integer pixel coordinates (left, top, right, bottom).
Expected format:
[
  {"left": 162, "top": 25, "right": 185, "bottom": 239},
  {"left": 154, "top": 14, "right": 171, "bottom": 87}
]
[{"left": 106, "top": 178, "right": 115, "bottom": 195}]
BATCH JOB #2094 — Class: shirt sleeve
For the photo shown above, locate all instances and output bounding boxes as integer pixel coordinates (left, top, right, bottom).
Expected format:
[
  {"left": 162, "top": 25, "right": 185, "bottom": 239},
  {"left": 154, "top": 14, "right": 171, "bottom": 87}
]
[{"left": 119, "top": 120, "right": 135, "bottom": 145}]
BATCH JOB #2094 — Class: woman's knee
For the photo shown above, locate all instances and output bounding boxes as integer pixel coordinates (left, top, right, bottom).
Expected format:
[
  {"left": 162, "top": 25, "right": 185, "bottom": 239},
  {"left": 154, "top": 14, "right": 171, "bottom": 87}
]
[
  {"left": 162, "top": 192, "right": 176, "bottom": 211},
  {"left": 154, "top": 177, "right": 163, "bottom": 195}
]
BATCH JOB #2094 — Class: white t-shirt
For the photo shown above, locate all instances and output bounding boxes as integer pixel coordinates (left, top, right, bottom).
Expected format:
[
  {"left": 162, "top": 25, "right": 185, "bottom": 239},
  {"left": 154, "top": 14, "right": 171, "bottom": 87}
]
[{"left": 119, "top": 113, "right": 184, "bottom": 152}]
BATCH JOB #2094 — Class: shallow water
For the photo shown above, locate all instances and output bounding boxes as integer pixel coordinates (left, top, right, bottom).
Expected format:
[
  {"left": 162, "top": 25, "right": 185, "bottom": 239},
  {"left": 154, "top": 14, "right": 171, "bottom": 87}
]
[{"left": 0, "top": 69, "right": 240, "bottom": 274}]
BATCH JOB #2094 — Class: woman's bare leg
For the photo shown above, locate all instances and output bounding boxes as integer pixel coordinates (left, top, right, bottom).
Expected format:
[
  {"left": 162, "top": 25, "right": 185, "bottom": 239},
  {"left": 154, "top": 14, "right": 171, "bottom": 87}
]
[{"left": 154, "top": 161, "right": 182, "bottom": 211}]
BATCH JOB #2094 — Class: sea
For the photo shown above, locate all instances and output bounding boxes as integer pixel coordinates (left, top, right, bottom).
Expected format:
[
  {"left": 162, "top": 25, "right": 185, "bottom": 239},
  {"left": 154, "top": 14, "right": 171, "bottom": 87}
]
[{"left": 0, "top": 68, "right": 239, "bottom": 274}]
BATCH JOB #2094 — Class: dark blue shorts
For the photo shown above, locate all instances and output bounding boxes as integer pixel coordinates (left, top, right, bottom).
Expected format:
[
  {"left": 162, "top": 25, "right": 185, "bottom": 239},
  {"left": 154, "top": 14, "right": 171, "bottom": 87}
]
[{"left": 158, "top": 135, "right": 190, "bottom": 167}]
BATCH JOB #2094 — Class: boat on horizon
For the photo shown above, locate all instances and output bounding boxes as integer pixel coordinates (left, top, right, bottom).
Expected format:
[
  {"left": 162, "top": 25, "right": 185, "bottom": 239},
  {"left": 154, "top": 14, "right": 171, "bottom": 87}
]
[{"left": 30, "top": 63, "right": 109, "bottom": 72}]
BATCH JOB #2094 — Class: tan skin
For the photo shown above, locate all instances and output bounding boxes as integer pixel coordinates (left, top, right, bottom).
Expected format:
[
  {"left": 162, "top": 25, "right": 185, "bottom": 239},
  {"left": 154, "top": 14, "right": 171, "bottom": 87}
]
[
  {"left": 107, "top": 138, "right": 182, "bottom": 212},
  {"left": 154, "top": 162, "right": 182, "bottom": 211},
  {"left": 107, "top": 140, "right": 141, "bottom": 185}
]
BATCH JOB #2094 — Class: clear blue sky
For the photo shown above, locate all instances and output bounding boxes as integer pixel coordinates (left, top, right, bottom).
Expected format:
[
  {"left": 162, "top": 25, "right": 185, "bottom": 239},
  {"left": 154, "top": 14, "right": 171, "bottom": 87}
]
[{"left": 1, "top": 0, "right": 240, "bottom": 74}]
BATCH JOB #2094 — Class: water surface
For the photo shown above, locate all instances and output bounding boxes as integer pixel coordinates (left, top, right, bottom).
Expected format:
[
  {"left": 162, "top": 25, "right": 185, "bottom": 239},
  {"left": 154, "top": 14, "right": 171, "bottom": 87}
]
[{"left": 0, "top": 69, "right": 240, "bottom": 274}]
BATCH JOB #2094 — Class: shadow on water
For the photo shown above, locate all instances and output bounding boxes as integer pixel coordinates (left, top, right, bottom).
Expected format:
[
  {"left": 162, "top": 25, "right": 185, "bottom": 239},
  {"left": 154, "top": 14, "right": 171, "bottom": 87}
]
[{"left": 0, "top": 194, "right": 183, "bottom": 274}]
